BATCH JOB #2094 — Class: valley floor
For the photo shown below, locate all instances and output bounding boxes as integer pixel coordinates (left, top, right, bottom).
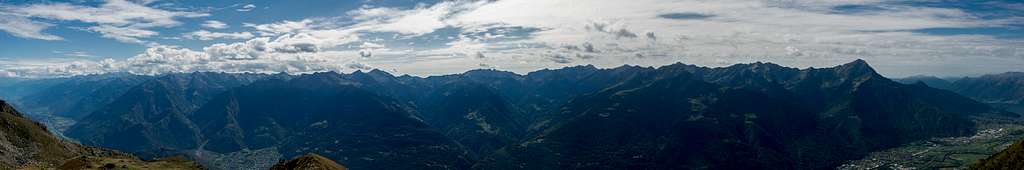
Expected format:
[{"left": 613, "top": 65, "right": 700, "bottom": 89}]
[{"left": 840, "top": 118, "right": 1024, "bottom": 169}]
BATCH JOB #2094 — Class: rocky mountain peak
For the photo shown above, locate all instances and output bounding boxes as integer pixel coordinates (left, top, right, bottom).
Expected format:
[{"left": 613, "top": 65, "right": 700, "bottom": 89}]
[{"left": 834, "top": 59, "right": 878, "bottom": 78}]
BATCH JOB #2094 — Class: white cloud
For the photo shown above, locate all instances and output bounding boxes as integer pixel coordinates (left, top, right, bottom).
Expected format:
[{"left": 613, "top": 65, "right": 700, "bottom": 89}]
[
  {"left": 52, "top": 50, "right": 97, "bottom": 58},
  {"left": 0, "top": 13, "right": 63, "bottom": 40},
  {"left": 237, "top": 4, "right": 256, "bottom": 12},
  {"left": 184, "top": 30, "right": 254, "bottom": 40},
  {"left": 345, "top": 1, "right": 487, "bottom": 35},
  {"left": 244, "top": 19, "right": 314, "bottom": 35},
  {"left": 202, "top": 20, "right": 229, "bottom": 29},
  {"left": 130, "top": 0, "right": 161, "bottom": 5},
  {"left": 3, "top": 0, "right": 206, "bottom": 44},
  {"left": 0, "top": 58, "right": 116, "bottom": 78},
  {"left": 7, "top": 0, "right": 206, "bottom": 27},
  {"left": 86, "top": 25, "right": 159, "bottom": 44}
]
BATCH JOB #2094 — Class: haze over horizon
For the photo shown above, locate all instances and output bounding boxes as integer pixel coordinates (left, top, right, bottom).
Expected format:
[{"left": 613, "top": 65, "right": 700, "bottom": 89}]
[{"left": 1, "top": 0, "right": 1022, "bottom": 78}]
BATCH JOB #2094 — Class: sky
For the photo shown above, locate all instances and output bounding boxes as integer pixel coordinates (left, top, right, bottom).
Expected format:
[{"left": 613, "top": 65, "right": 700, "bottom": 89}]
[{"left": 0, "top": 0, "right": 1022, "bottom": 78}]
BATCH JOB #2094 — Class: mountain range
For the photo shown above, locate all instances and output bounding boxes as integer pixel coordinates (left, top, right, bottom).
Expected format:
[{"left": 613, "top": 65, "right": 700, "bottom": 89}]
[
  {"left": 896, "top": 72, "right": 1024, "bottom": 105},
  {"left": 0, "top": 60, "right": 1018, "bottom": 169}
]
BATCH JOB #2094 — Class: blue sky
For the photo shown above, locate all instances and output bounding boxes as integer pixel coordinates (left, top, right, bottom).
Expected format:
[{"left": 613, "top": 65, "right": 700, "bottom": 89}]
[{"left": 0, "top": 0, "right": 1022, "bottom": 78}]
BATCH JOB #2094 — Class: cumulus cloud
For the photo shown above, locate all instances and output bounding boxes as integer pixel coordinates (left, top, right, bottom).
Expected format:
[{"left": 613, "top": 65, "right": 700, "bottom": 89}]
[
  {"left": 359, "top": 50, "right": 372, "bottom": 58},
  {"left": 202, "top": 20, "right": 229, "bottom": 29},
  {"left": 581, "top": 42, "right": 597, "bottom": 53},
  {"left": 548, "top": 53, "right": 572, "bottom": 63},
  {"left": 346, "top": 62, "right": 373, "bottom": 70},
  {"left": 0, "top": 14, "right": 63, "bottom": 40},
  {"left": 0, "top": 58, "right": 117, "bottom": 78},
  {"left": 184, "top": 30, "right": 254, "bottom": 40},
  {"left": 585, "top": 22, "right": 639, "bottom": 38}
]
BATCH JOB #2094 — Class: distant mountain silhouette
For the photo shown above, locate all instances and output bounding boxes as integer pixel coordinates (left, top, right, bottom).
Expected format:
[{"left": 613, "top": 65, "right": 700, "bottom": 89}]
[
  {"left": 949, "top": 72, "right": 1024, "bottom": 104},
  {"left": 17, "top": 73, "right": 152, "bottom": 119},
  {"left": 895, "top": 72, "right": 1024, "bottom": 105},
  {"left": 894, "top": 75, "right": 954, "bottom": 90}
]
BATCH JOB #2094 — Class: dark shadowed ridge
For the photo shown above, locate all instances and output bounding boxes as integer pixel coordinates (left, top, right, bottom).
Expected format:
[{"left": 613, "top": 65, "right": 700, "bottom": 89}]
[
  {"left": 894, "top": 75, "right": 954, "bottom": 90},
  {"left": 472, "top": 59, "right": 1009, "bottom": 169}
]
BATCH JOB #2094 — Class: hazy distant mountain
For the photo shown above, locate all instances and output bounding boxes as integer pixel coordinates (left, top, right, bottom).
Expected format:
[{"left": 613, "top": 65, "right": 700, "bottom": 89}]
[
  {"left": 0, "top": 77, "right": 69, "bottom": 101},
  {"left": 17, "top": 73, "right": 152, "bottom": 119},
  {"left": 949, "top": 72, "right": 1024, "bottom": 104},
  {"left": 894, "top": 72, "right": 1024, "bottom": 107},
  {"left": 894, "top": 75, "right": 954, "bottom": 90}
]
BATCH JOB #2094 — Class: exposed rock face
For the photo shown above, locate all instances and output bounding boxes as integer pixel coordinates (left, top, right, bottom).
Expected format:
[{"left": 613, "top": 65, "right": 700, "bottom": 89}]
[{"left": 270, "top": 153, "right": 348, "bottom": 170}]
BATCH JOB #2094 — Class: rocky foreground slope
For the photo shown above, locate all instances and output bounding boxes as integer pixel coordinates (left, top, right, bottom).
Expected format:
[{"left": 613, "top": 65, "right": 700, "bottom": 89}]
[
  {"left": 270, "top": 153, "right": 348, "bottom": 170},
  {"left": 0, "top": 99, "right": 202, "bottom": 169}
]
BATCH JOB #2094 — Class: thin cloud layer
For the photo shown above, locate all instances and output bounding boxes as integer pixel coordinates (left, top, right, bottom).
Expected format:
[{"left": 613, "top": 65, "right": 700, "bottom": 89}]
[
  {"left": 184, "top": 30, "right": 254, "bottom": 40},
  {"left": 0, "top": 0, "right": 206, "bottom": 44},
  {"left": 202, "top": 20, "right": 229, "bottom": 29},
  {"left": 0, "top": 13, "right": 63, "bottom": 40}
]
